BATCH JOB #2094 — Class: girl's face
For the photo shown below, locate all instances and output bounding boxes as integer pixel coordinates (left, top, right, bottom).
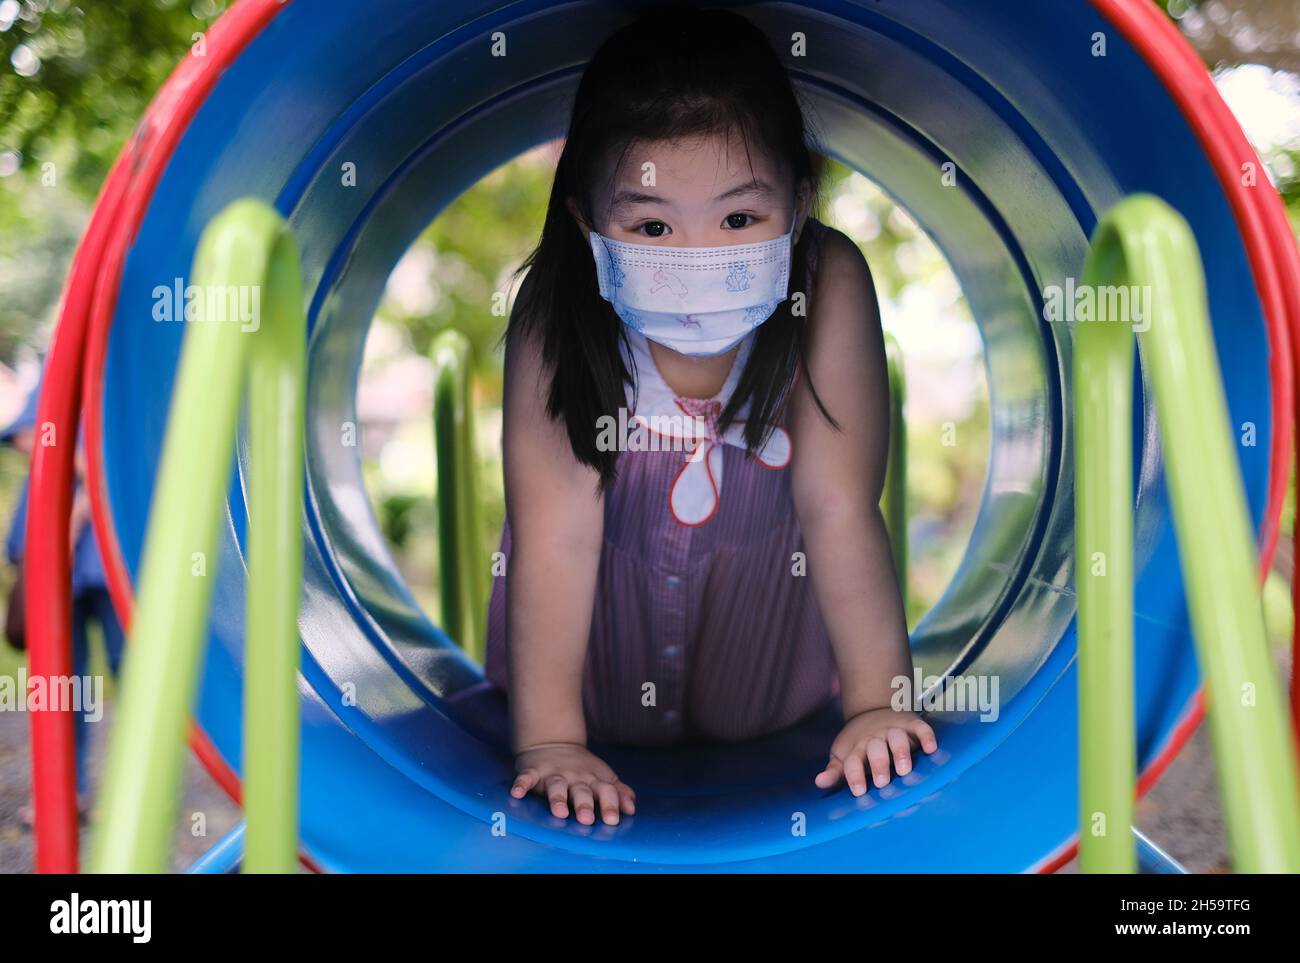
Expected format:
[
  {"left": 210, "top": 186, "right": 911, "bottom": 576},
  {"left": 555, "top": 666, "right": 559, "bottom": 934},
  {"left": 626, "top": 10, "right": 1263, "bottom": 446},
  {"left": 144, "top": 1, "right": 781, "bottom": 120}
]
[{"left": 575, "top": 132, "right": 807, "bottom": 248}]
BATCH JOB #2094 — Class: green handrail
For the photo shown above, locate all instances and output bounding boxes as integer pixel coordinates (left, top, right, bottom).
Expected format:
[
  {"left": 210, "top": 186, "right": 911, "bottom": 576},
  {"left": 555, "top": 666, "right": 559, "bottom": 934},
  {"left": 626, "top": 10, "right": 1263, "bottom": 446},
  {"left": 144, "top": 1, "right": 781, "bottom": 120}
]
[
  {"left": 881, "top": 331, "right": 908, "bottom": 609},
  {"left": 1075, "top": 193, "right": 1300, "bottom": 873},
  {"left": 432, "top": 329, "right": 488, "bottom": 662},
  {"left": 90, "top": 198, "right": 305, "bottom": 873}
]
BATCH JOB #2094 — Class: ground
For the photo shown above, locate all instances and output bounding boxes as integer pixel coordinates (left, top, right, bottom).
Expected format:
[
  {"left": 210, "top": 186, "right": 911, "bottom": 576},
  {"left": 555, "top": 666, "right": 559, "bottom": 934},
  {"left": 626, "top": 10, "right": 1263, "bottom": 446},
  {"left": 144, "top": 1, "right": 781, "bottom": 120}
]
[{"left": 0, "top": 702, "right": 241, "bottom": 873}]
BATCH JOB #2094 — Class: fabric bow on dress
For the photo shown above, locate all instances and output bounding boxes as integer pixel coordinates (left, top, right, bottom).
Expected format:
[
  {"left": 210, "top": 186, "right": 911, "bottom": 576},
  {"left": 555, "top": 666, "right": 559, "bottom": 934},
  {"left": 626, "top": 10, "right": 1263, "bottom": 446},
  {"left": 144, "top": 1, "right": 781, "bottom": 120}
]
[{"left": 630, "top": 391, "right": 791, "bottom": 527}]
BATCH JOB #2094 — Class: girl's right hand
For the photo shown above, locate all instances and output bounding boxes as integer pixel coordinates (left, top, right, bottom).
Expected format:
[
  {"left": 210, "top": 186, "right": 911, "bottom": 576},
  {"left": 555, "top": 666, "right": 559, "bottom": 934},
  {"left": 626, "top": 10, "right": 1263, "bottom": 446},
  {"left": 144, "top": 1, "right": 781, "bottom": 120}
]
[{"left": 511, "top": 743, "right": 637, "bottom": 826}]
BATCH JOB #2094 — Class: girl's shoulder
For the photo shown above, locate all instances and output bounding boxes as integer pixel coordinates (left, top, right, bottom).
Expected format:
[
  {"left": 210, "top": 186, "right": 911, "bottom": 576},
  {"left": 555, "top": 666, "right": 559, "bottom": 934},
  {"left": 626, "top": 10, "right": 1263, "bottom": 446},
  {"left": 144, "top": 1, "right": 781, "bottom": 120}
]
[
  {"left": 802, "top": 216, "right": 829, "bottom": 271},
  {"left": 804, "top": 218, "right": 871, "bottom": 294}
]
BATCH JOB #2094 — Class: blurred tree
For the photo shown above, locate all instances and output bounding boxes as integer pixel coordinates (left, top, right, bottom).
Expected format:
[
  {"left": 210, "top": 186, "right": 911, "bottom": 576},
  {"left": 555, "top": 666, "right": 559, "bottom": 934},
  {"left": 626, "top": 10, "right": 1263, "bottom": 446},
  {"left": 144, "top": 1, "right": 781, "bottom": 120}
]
[
  {"left": 1159, "top": 1, "right": 1300, "bottom": 206},
  {"left": 0, "top": 0, "right": 221, "bottom": 191},
  {"left": 0, "top": 0, "right": 222, "bottom": 359},
  {"left": 376, "top": 152, "right": 554, "bottom": 374},
  {"left": 1163, "top": 0, "right": 1300, "bottom": 73}
]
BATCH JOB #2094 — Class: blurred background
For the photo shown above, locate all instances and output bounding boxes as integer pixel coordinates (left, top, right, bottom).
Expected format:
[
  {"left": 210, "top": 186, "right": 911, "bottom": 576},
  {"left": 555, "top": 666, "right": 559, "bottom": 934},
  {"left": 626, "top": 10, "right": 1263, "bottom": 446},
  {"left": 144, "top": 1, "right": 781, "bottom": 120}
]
[{"left": 1, "top": 0, "right": 1298, "bottom": 871}]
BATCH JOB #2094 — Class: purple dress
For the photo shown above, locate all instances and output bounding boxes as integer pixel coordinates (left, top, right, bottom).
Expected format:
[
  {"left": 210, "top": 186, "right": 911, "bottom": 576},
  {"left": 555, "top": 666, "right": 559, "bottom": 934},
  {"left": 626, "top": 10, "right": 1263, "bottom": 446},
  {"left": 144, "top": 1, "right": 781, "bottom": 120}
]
[{"left": 485, "top": 226, "right": 838, "bottom": 745}]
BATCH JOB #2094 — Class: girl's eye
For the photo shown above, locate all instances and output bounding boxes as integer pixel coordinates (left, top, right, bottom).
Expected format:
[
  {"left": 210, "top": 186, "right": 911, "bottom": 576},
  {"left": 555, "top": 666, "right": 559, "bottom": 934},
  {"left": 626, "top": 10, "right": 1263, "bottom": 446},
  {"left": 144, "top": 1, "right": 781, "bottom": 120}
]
[
  {"left": 638, "top": 221, "right": 669, "bottom": 238},
  {"left": 724, "top": 212, "right": 754, "bottom": 230}
]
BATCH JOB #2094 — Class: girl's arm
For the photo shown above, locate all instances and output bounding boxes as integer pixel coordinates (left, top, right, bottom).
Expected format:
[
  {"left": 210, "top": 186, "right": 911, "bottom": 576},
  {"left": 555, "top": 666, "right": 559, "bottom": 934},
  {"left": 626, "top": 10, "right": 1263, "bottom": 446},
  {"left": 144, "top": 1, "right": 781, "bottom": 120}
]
[
  {"left": 500, "top": 320, "right": 602, "bottom": 752},
  {"left": 499, "top": 306, "right": 636, "bottom": 825},
  {"left": 788, "top": 229, "right": 938, "bottom": 795}
]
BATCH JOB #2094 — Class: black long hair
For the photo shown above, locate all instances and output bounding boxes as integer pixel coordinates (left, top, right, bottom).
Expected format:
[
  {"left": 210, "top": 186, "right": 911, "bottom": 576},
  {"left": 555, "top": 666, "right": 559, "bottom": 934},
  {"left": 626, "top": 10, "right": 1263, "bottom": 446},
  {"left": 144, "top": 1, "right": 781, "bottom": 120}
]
[{"left": 508, "top": 5, "right": 833, "bottom": 487}]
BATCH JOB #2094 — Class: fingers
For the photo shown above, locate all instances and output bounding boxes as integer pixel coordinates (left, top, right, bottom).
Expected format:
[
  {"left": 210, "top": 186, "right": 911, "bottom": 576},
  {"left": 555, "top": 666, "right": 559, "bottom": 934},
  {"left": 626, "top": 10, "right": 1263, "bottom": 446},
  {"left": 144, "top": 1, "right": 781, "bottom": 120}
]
[
  {"left": 545, "top": 776, "right": 571, "bottom": 819},
  {"left": 843, "top": 747, "right": 869, "bottom": 796},
  {"left": 909, "top": 718, "right": 939, "bottom": 754},
  {"left": 594, "top": 782, "right": 622, "bottom": 825},
  {"left": 886, "top": 727, "right": 912, "bottom": 776},
  {"left": 615, "top": 780, "right": 637, "bottom": 816},
  {"left": 569, "top": 782, "right": 596, "bottom": 825},
  {"left": 865, "top": 737, "right": 892, "bottom": 788},
  {"left": 521, "top": 771, "right": 635, "bottom": 825},
  {"left": 813, "top": 756, "right": 844, "bottom": 789},
  {"left": 511, "top": 768, "right": 540, "bottom": 799},
  {"left": 821, "top": 717, "right": 941, "bottom": 797}
]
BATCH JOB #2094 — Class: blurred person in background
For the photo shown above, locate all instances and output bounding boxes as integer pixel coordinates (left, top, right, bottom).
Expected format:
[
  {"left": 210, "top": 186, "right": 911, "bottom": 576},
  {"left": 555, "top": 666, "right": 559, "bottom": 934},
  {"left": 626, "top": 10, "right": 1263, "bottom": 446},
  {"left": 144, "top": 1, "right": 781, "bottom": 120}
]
[{"left": 2, "top": 375, "right": 125, "bottom": 821}]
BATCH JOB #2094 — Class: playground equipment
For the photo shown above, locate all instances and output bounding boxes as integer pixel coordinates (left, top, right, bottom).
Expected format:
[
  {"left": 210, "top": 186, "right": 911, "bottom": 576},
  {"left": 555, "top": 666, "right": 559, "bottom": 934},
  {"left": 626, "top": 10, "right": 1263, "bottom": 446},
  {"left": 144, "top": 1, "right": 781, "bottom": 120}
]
[
  {"left": 25, "top": 0, "right": 1300, "bottom": 872},
  {"left": 1074, "top": 196, "right": 1299, "bottom": 872},
  {"left": 88, "top": 201, "right": 308, "bottom": 873},
  {"left": 431, "top": 329, "right": 489, "bottom": 665}
]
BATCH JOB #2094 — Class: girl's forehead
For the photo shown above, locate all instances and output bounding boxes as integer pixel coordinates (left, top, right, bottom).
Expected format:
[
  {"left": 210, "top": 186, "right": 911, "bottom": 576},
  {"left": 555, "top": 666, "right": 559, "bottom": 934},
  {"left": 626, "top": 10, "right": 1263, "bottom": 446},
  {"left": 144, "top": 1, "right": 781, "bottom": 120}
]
[{"left": 601, "top": 134, "right": 790, "bottom": 201}]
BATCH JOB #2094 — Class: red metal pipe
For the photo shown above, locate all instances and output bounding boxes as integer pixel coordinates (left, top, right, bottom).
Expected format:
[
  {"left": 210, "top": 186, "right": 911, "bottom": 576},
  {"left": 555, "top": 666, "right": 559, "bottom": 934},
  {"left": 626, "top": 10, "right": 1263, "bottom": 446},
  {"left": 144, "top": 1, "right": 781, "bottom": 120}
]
[{"left": 26, "top": 147, "right": 133, "bottom": 873}]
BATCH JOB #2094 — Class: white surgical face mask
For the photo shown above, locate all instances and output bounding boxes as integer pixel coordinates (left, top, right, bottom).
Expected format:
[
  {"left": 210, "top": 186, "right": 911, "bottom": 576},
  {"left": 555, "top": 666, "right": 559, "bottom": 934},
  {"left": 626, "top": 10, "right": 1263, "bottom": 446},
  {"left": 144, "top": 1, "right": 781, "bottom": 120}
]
[{"left": 589, "top": 216, "right": 796, "bottom": 357}]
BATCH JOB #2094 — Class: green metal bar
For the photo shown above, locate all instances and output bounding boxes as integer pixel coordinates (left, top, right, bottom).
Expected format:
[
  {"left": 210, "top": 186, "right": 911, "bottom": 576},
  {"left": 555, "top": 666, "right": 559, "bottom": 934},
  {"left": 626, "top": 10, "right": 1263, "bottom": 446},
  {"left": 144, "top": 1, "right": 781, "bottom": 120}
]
[
  {"left": 1075, "top": 193, "right": 1300, "bottom": 873},
  {"left": 1075, "top": 215, "right": 1137, "bottom": 873},
  {"left": 881, "top": 332, "right": 907, "bottom": 609},
  {"left": 90, "top": 199, "right": 304, "bottom": 873},
  {"left": 431, "top": 329, "right": 487, "bottom": 662},
  {"left": 242, "top": 205, "right": 306, "bottom": 873}
]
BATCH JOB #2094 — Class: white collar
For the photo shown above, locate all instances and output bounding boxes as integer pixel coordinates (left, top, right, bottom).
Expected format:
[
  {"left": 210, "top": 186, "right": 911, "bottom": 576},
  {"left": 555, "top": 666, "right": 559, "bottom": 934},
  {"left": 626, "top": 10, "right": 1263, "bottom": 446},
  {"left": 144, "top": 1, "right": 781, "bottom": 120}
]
[{"left": 618, "top": 329, "right": 791, "bottom": 526}]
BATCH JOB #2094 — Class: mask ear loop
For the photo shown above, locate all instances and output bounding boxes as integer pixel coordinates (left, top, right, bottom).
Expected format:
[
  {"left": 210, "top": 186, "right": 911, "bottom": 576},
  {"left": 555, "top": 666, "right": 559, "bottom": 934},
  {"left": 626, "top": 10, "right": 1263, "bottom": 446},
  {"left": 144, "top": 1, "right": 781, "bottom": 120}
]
[{"left": 789, "top": 186, "right": 805, "bottom": 247}]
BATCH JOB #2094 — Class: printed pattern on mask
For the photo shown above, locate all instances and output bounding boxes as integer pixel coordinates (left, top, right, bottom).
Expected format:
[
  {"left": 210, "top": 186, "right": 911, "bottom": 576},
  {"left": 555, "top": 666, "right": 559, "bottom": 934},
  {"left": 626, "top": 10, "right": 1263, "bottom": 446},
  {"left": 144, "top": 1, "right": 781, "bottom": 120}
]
[
  {"left": 589, "top": 226, "right": 793, "bottom": 355},
  {"left": 724, "top": 261, "right": 756, "bottom": 292}
]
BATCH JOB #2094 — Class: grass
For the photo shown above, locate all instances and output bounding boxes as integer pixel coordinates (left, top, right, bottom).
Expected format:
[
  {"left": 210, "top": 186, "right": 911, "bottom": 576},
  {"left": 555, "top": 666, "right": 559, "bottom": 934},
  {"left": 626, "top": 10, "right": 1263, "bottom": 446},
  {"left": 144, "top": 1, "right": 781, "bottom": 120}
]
[{"left": 0, "top": 635, "right": 19, "bottom": 680}]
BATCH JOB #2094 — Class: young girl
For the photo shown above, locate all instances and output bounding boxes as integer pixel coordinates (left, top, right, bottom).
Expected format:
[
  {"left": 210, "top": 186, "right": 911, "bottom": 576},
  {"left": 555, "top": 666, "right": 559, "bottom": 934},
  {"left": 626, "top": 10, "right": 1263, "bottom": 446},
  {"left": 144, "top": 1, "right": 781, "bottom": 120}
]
[{"left": 486, "top": 7, "right": 938, "bottom": 827}]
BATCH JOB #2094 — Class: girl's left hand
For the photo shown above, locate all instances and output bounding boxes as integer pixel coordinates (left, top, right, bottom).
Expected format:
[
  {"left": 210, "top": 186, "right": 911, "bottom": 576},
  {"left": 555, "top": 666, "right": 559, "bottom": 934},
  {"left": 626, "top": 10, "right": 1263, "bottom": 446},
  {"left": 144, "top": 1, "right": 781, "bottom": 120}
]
[{"left": 814, "top": 707, "right": 938, "bottom": 795}]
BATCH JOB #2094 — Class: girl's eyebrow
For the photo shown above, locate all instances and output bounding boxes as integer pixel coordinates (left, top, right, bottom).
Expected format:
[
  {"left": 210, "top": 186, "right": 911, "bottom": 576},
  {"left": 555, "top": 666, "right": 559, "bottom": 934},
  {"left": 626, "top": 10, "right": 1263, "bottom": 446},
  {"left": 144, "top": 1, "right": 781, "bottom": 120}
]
[
  {"left": 610, "top": 189, "right": 669, "bottom": 211},
  {"left": 609, "top": 179, "right": 776, "bottom": 213},
  {"left": 715, "top": 179, "right": 776, "bottom": 202}
]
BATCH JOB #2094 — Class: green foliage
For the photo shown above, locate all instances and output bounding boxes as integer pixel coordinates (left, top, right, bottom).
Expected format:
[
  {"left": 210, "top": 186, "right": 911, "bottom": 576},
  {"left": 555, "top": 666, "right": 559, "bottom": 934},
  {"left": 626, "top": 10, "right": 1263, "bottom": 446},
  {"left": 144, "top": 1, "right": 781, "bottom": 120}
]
[
  {"left": 0, "top": 0, "right": 224, "bottom": 361},
  {"left": 818, "top": 158, "right": 922, "bottom": 301},
  {"left": 377, "top": 492, "right": 422, "bottom": 551},
  {"left": 0, "top": 445, "right": 24, "bottom": 675},
  {"left": 0, "top": 171, "right": 82, "bottom": 355},
  {"left": 373, "top": 152, "right": 554, "bottom": 376},
  {"left": 0, "top": 0, "right": 223, "bottom": 191}
]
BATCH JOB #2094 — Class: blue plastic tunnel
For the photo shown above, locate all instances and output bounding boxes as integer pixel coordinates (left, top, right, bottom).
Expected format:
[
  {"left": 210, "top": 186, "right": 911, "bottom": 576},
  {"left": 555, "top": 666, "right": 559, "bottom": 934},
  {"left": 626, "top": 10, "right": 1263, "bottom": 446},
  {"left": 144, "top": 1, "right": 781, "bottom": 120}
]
[{"left": 84, "top": 0, "right": 1289, "bottom": 870}]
